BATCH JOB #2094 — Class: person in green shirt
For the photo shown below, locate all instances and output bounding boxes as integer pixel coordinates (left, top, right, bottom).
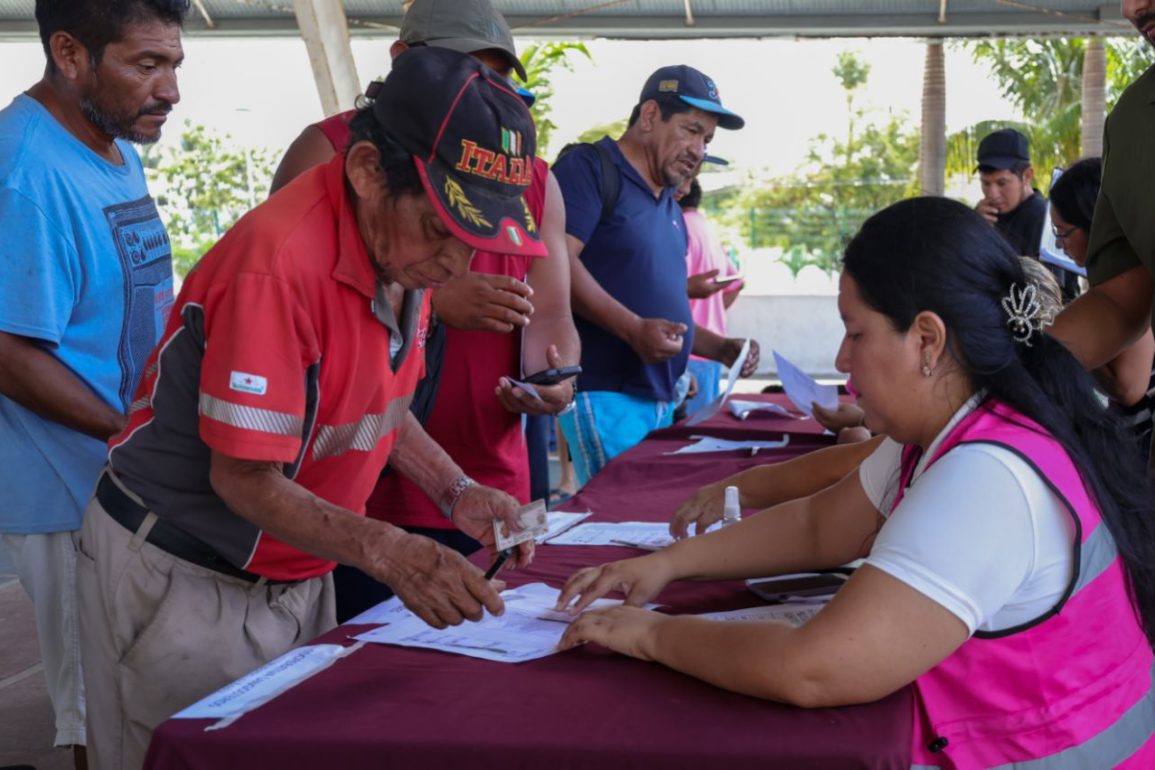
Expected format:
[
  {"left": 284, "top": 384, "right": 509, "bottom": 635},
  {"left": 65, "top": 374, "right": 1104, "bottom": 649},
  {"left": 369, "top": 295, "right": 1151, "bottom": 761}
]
[{"left": 1049, "top": 0, "right": 1155, "bottom": 464}]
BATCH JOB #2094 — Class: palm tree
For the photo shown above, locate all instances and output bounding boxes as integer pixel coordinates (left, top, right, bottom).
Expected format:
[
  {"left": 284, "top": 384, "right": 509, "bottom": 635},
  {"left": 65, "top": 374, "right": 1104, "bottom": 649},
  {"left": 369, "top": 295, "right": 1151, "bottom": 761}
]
[
  {"left": 945, "top": 38, "right": 1149, "bottom": 189},
  {"left": 1081, "top": 37, "right": 1106, "bottom": 156},
  {"left": 919, "top": 40, "right": 946, "bottom": 196}
]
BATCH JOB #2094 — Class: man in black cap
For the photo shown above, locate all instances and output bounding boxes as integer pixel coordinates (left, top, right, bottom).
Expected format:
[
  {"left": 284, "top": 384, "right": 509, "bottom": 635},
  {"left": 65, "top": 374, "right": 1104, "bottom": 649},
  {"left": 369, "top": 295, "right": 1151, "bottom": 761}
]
[
  {"left": 77, "top": 47, "right": 544, "bottom": 770},
  {"left": 269, "top": 0, "right": 579, "bottom": 624},
  {"left": 552, "top": 65, "right": 759, "bottom": 486},
  {"left": 974, "top": 127, "right": 1079, "bottom": 300}
]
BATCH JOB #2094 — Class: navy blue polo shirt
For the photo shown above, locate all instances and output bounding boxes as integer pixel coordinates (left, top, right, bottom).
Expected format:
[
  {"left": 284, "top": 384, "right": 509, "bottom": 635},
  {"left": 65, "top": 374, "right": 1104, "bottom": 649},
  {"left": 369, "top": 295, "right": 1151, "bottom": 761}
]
[{"left": 553, "top": 137, "right": 692, "bottom": 403}]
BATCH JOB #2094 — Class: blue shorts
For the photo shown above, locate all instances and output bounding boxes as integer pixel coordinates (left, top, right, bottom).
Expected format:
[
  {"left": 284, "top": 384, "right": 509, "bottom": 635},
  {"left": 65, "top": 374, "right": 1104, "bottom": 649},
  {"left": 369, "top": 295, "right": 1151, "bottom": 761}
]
[
  {"left": 559, "top": 391, "right": 677, "bottom": 486},
  {"left": 682, "top": 359, "right": 723, "bottom": 416}
]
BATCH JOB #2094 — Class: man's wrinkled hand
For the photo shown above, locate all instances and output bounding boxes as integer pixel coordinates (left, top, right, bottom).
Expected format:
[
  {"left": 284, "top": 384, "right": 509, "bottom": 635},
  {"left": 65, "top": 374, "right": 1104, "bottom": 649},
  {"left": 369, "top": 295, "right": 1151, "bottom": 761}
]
[
  {"left": 627, "top": 317, "right": 687, "bottom": 364},
  {"left": 378, "top": 533, "right": 503, "bottom": 629},
  {"left": 432, "top": 272, "right": 534, "bottom": 332},
  {"left": 451, "top": 483, "right": 535, "bottom": 568}
]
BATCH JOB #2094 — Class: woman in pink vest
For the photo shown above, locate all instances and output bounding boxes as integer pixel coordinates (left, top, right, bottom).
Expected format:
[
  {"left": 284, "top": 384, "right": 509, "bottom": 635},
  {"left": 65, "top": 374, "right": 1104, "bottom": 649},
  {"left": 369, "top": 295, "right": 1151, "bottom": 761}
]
[{"left": 556, "top": 197, "right": 1155, "bottom": 769}]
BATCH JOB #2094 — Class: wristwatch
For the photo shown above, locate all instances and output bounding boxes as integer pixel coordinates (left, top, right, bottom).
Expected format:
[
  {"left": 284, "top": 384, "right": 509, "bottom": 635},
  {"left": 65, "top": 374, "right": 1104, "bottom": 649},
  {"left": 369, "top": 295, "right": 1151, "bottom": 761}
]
[
  {"left": 558, "top": 380, "right": 577, "bottom": 415},
  {"left": 438, "top": 475, "right": 476, "bottom": 521}
]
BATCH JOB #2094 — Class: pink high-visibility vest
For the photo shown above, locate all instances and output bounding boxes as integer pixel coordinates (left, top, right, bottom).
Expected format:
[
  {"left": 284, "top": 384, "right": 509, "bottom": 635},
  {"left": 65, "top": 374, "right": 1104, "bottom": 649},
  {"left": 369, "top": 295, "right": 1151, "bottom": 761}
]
[{"left": 893, "top": 400, "right": 1155, "bottom": 769}]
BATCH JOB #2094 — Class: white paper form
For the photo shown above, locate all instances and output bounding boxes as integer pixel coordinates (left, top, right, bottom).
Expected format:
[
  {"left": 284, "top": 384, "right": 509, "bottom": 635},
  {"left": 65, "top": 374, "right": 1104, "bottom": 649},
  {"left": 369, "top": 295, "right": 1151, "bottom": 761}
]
[
  {"left": 695, "top": 602, "right": 826, "bottom": 627},
  {"left": 727, "top": 399, "right": 795, "bottom": 420},
  {"left": 772, "top": 351, "right": 838, "bottom": 418},
  {"left": 172, "top": 643, "right": 362, "bottom": 728},
  {"left": 345, "top": 595, "right": 408, "bottom": 626},
  {"left": 538, "top": 510, "right": 592, "bottom": 542},
  {"left": 546, "top": 520, "right": 721, "bottom": 551},
  {"left": 353, "top": 583, "right": 644, "bottom": 663},
  {"left": 665, "top": 435, "right": 790, "bottom": 455},
  {"left": 685, "top": 338, "right": 752, "bottom": 426}
]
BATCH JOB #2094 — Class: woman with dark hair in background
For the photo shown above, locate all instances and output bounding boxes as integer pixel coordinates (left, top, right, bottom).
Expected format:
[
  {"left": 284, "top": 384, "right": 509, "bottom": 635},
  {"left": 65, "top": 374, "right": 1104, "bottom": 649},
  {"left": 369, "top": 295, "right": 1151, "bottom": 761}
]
[
  {"left": 1051, "top": 157, "right": 1155, "bottom": 463},
  {"left": 556, "top": 197, "right": 1155, "bottom": 769}
]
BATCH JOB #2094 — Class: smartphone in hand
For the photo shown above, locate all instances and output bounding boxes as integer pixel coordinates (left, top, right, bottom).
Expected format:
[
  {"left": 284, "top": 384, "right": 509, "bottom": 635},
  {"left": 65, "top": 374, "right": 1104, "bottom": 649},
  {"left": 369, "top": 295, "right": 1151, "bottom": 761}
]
[{"left": 522, "top": 365, "right": 581, "bottom": 386}]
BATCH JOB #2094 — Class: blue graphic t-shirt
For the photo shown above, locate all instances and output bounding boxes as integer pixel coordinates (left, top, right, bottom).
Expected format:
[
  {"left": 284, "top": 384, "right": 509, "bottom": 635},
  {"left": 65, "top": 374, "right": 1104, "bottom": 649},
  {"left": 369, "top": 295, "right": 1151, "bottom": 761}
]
[{"left": 0, "top": 94, "right": 173, "bottom": 533}]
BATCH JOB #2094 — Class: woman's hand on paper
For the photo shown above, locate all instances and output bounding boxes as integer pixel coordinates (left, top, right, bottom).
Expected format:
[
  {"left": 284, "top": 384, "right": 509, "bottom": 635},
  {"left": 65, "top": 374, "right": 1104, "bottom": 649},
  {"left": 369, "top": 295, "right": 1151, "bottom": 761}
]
[
  {"left": 670, "top": 481, "right": 727, "bottom": 539},
  {"left": 558, "top": 605, "right": 665, "bottom": 660},
  {"left": 554, "top": 554, "right": 673, "bottom": 614}
]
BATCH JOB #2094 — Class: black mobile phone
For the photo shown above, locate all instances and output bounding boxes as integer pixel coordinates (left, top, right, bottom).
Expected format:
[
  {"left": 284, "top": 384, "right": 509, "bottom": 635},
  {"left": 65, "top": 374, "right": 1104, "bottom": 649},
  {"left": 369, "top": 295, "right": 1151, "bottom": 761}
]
[
  {"left": 522, "top": 365, "right": 581, "bottom": 386},
  {"left": 745, "top": 573, "right": 848, "bottom": 602}
]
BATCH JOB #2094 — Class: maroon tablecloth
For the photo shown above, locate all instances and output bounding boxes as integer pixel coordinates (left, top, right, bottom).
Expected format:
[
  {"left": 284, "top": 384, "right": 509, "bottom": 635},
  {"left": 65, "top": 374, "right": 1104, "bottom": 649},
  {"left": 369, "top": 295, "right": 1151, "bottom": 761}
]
[
  {"left": 655, "top": 392, "right": 839, "bottom": 442},
  {"left": 144, "top": 411, "right": 911, "bottom": 770}
]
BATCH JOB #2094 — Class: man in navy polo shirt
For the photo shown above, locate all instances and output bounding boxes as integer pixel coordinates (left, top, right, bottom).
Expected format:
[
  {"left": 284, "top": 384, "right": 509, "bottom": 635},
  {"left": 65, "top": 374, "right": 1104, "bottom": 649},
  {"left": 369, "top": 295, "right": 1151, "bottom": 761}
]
[{"left": 553, "top": 65, "right": 759, "bottom": 485}]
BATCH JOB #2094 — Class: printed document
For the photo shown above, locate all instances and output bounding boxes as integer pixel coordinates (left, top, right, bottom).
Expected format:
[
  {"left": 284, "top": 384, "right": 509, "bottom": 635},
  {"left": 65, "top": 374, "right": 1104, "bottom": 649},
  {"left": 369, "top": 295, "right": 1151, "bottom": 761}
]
[
  {"left": 772, "top": 351, "right": 838, "bottom": 417},
  {"left": 353, "top": 583, "right": 651, "bottom": 663},
  {"left": 727, "top": 399, "right": 795, "bottom": 420},
  {"left": 666, "top": 435, "right": 790, "bottom": 455},
  {"left": 685, "top": 338, "right": 752, "bottom": 426},
  {"left": 173, "top": 643, "right": 361, "bottom": 727},
  {"left": 546, "top": 520, "right": 720, "bottom": 550}
]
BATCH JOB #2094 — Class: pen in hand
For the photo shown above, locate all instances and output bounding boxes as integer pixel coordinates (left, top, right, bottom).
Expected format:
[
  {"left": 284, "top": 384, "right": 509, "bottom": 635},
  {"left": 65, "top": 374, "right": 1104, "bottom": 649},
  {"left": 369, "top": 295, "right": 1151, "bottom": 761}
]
[{"left": 484, "top": 548, "right": 512, "bottom": 580}]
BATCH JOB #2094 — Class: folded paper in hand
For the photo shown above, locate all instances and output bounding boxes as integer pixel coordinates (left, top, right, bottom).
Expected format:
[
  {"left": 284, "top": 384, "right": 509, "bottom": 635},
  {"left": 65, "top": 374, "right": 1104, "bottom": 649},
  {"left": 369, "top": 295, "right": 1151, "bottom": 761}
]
[{"left": 494, "top": 499, "right": 549, "bottom": 551}]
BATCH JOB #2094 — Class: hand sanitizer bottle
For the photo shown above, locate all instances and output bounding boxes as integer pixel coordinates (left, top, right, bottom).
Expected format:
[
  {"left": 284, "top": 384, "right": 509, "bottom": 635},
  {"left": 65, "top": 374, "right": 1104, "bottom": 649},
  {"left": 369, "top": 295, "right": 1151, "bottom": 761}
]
[{"left": 722, "top": 486, "right": 741, "bottom": 526}]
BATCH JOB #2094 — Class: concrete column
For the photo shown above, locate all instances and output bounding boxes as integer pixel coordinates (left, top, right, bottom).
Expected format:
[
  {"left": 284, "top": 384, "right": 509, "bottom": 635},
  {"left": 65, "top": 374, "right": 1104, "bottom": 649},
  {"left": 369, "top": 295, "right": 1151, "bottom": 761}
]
[{"left": 291, "top": 0, "right": 361, "bottom": 116}]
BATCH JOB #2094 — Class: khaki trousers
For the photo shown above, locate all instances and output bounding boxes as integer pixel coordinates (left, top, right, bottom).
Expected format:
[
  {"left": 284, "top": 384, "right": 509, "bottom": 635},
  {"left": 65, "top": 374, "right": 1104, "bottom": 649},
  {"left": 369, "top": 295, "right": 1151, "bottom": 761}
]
[{"left": 77, "top": 495, "right": 335, "bottom": 770}]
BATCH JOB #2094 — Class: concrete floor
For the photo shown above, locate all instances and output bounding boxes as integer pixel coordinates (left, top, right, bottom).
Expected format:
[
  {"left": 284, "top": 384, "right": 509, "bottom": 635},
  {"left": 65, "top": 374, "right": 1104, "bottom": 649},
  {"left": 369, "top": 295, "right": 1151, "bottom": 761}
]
[{"left": 0, "top": 551, "right": 72, "bottom": 770}]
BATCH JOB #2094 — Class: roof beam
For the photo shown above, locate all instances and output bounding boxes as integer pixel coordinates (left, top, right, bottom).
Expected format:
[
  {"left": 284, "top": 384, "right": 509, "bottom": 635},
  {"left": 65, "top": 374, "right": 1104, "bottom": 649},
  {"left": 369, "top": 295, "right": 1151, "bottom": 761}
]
[{"left": 291, "top": 0, "right": 361, "bottom": 116}]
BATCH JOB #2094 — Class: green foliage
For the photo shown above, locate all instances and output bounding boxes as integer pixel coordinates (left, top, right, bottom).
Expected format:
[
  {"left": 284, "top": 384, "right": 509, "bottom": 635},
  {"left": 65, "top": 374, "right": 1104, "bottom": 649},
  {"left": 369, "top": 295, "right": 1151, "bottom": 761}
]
[
  {"left": 144, "top": 121, "right": 274, "bottom": 276},
  {"left": 722, "top": 54, "right": 919, "bottom": 276},
  {"left": 574, "top": 118, "right": 628, "bottom": 149},
  {"left": 946, "top": 38, "right": 1151, "bottom": 187},
  {"left": 519, "top": 41, "right": 592, "bottom": 157}
]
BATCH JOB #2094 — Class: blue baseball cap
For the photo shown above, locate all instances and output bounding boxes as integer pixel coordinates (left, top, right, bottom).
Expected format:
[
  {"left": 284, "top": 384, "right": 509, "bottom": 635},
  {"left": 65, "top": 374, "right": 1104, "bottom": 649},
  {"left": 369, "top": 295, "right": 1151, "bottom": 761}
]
[{"left": 639, "top": 65, "right": 744, "bottom": 130}]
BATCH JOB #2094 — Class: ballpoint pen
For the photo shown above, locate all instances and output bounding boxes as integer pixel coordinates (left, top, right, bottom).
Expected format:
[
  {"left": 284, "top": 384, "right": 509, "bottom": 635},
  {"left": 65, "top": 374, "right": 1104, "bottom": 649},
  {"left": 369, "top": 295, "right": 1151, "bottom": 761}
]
[{"left": 484, "top": 548, "right": 512, "bottom": 580}]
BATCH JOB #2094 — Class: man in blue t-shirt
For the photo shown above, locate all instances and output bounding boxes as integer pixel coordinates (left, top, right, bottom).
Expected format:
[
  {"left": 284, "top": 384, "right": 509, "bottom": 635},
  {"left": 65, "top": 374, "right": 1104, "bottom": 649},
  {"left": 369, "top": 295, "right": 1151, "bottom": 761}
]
[
  {"left": 553, "top": 65, "right": 759, "bottom": 485},
  {"left": 0, "top": 1, "right": 184, "bottom": 764}
]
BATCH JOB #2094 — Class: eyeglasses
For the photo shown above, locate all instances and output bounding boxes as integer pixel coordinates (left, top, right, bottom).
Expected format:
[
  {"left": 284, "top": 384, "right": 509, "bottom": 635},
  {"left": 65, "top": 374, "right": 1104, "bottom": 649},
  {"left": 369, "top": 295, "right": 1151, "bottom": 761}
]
[{"left": 1051, "top": 224, "right": 1077, "bottom": 244}]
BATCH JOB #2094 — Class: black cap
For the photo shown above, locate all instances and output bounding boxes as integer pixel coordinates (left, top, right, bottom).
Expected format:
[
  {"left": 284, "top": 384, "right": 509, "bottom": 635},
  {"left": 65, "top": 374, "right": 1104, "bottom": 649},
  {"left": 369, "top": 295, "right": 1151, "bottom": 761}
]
[
  {"left": 976, "top": 128, "right": 1031, "bottom": 172},
  {"left": 372, "top": 47, "right": 545, "bottom": 258},
  {"left": 639, "top": 65, "right": 744, "bottom": 130}
]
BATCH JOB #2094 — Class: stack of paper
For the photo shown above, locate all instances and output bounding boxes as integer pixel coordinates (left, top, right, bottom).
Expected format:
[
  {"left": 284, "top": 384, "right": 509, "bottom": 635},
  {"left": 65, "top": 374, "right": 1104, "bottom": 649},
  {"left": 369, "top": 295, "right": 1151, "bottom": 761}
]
[
  {"left": 353, "top": 583, "right": 654, "bottom": 663},
  {"left": 665, "top": 435, "right": 790, "bottom": 455},
  {"left": 546, "top": 520, "right": 721, "bottom": 551}
]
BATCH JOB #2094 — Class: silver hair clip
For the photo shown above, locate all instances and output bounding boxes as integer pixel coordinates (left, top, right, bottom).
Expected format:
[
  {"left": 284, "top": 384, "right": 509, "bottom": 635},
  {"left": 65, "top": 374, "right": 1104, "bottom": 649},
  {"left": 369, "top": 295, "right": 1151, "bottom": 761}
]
[{"left": 1001, "top": 282, "right": 1045, "bottom": 347}]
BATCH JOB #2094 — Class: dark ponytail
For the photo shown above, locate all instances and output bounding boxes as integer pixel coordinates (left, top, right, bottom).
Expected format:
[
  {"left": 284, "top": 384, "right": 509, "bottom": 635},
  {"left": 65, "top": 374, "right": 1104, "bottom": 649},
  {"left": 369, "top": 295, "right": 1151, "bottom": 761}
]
[{"left": 842, "top": 196, "right": 1155, "bottom": 641}]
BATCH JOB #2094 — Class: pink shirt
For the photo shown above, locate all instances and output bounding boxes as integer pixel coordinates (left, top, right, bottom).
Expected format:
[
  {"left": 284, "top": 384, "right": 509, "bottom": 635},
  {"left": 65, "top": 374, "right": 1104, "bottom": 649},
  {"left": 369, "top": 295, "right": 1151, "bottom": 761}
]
[{"left": 683, "top": 208, "right": 741, "bottom": 359}]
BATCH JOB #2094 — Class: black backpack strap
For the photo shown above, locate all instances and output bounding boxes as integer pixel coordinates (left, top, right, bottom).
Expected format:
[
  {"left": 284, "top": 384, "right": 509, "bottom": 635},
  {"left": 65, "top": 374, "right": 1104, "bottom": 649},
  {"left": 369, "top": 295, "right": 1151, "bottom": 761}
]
[{"left": 589, "top": 140, "right": 620, "bottom": 224}]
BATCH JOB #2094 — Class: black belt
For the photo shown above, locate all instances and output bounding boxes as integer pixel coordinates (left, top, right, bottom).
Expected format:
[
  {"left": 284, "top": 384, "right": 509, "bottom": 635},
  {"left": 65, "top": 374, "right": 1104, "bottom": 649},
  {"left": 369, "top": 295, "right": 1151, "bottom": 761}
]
[{"left": 96, "top": 472, "right": 288, "bottom": 584}]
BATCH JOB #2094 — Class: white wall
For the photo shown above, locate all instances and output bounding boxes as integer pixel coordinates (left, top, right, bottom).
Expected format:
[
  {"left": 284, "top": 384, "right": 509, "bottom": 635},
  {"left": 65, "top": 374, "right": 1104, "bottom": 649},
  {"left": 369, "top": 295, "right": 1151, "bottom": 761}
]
[{"left": 726, "top": 294, "right": 843, "bottom": 379}]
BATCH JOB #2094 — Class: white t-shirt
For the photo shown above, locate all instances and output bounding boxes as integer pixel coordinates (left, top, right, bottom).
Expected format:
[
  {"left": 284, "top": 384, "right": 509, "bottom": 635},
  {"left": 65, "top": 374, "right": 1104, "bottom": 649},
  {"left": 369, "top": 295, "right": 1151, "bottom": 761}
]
[{"left": 859, "top": 397, "right": 1076, "bottom": 634}]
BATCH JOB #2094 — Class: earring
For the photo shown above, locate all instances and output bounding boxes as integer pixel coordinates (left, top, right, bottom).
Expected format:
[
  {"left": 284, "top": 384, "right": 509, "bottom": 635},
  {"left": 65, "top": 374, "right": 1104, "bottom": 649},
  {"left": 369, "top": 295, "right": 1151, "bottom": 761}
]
[{"left": 921, "top": 359, "right": 933, "bottom": 377}]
